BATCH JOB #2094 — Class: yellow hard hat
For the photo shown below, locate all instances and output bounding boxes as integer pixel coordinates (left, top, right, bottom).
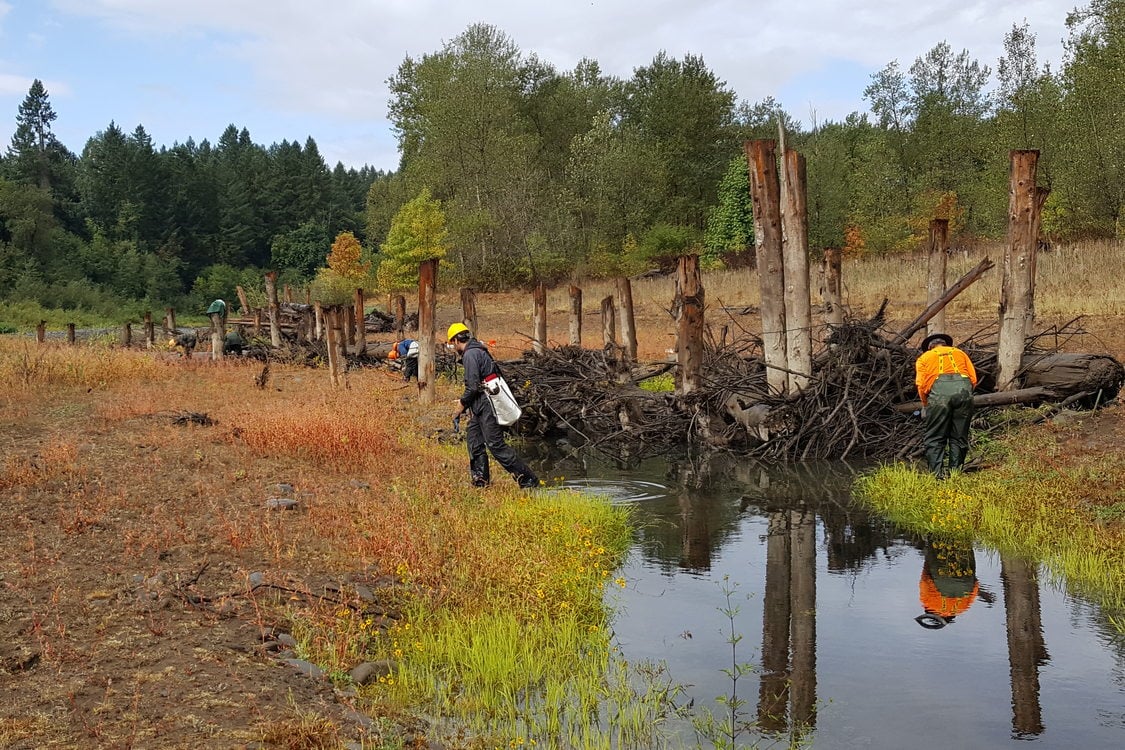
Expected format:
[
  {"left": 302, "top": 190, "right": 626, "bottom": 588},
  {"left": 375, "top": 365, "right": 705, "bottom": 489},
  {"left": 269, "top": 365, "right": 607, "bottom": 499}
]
[{"left": 447, "top": 322, "right": 470, "bottom": 341}]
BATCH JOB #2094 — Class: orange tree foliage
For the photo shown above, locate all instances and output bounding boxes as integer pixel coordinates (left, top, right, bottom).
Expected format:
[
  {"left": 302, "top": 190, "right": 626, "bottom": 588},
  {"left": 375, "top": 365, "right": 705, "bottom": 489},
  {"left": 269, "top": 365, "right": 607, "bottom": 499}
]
[{"left": 326, "top": 231, "right": 370, "bottom": 280}]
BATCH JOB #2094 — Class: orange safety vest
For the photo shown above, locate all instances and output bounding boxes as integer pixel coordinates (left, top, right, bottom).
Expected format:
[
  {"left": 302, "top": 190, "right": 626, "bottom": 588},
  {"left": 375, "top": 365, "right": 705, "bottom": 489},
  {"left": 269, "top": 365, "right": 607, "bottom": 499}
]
[{"left": 915, "top": 345, "right": 978, "bottom": 403}]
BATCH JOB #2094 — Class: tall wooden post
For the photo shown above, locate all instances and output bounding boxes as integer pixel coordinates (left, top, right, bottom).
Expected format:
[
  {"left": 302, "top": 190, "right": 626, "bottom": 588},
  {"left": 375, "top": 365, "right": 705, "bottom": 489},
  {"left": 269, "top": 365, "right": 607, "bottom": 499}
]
[
  {"left": 264, "top": 272, "right": 282, "bottom": 348},
  {"left": 926, "top": 219, "right": 950, "bottom": 337},
  {"left": 325, "top": 307, "right": 343, "bottom": 388},
  {"left": 460, "top": 288, "right": 478, "bottom": 334},
  {"left": 781, "top": 148, "right": 811, "bottom": 392},
  {"left": 209, "top": 313, "right": 225, "bottom": 360},
  {"left": 997, "top": 150, "right": 1048, "bottom": 391},
  {"left": 393, "top": 295, "right": 406, "bottom": 338},
  {"left": 35, "top": 321, "right": 45, "bottom": 344},
  {"left": 253, "top": 308, "right": 262, "bottom": 336},
  {"left": 66, "top": 323, "right": 75, "bottom": 345},
  {"left": 417, "top": 259, "right": 438, "bottom": 404},
  {"left": 746, "top": 140, "right": 787, "bottom": 395},
  {"left": 532, "top": 282, "right": 548, "bottom": 354},
  {"left": 236, "top": 285, "right": 250, "bottom": 315},
  {"left": 675, "top": 255, "right": 705, "bottom": 395},
  {"left": 143, "top": 311, "right": 155, "bottom": 348},
  {"left": 120, "top": 322, "right": 132, "bottom": 347},
  {"left": 344, "top": 305, "right": 356, "bottom": 348},
  {"left": 283, "top": 284, "right": 293, "bottom": 304},
  {"left": 353, "top": 288, "right": 366, "bottom": 356},
  {"left": 616, "top": 277, "right": 638, "bottom": 363},
  {"left": 568, "top": 285, "right": 583, "bottom": 347},
  {"left": 822, "top": 248, "right": 844, "bottom": 327},
  {"left": 165, "top": 307, "right": 176, "bottom": 335},
  {"left": 305, "top": 287, "right": 311, "bottom": 305},
  {"left": 313, "top": 302, "right": 324, "bottom": 340},
  {"left": 600, "top": 296, "right": 616, "bottom": 353}
]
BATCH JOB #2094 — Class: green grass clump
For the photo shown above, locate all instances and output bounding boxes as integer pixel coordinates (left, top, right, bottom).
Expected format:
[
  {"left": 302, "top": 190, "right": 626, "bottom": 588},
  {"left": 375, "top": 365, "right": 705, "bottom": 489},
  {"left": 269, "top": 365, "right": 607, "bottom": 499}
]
[{"left": 638, "top": 372, "right": 675, "bottom": 392}]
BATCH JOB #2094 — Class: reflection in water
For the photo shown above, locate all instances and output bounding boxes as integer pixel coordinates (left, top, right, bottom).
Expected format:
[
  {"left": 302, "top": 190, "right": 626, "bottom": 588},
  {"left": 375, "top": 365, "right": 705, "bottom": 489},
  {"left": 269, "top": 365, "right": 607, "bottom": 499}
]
[
  {"left": 525, "top": 445, "right": 1123, "bottom": 747},
  {"left": 1001, "top": 554, "right": 1049, "bottom": 738},
  {"left": 915, "top": 538, "right": 990, "bottom": 629}
]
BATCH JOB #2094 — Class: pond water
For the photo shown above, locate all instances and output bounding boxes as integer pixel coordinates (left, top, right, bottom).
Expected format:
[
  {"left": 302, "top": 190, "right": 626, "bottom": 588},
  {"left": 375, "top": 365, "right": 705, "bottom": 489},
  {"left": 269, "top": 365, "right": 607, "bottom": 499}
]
[{"left": 528, "top": 449, "right": 1125, "bottom": 749}]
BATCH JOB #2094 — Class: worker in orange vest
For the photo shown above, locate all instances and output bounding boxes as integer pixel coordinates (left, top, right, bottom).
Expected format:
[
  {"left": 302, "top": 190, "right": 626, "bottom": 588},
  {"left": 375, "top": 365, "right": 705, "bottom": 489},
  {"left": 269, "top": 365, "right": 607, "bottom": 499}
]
[{"left": 915, "top": 333, "right": 978, "bottom": 478}]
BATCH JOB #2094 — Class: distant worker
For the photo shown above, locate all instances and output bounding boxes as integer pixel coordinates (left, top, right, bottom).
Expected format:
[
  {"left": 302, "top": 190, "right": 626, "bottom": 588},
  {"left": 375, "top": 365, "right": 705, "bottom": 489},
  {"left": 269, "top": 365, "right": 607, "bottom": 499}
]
[
  {"left": 171, "top": 330, "right": 197, "bottom": 359},
  {"left": 915, "top": 333, "right": 978, "bottom": 478},
  {"left": 223, "top": 326, "right": 246, "bottom": 356},
  {"left": 915, "top": 537, "right": 993, "bottom": 629},
  {"left": 448, "top": 323, "right": 540, "bottom": 489},
  {"left": 387, "top": 338, "right": 420, "bottom": 381}
]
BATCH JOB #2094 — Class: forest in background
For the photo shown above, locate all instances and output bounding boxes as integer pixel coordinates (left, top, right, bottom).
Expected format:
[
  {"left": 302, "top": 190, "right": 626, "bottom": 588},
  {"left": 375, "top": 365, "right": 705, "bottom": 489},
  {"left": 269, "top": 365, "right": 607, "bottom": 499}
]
[{"left": 0, "top": 0, "right": 1122, "bottom": 323}]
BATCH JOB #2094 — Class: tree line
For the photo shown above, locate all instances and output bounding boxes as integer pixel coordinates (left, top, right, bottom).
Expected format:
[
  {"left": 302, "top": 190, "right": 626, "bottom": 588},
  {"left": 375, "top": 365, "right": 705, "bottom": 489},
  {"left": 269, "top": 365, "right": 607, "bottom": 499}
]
[{"left": 1, "top": 0, "right": 1122, "bottom": 318}]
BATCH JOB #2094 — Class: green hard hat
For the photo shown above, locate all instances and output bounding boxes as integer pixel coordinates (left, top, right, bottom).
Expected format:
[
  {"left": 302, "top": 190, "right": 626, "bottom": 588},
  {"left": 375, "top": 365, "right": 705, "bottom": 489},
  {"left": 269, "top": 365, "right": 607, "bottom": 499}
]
[{"left": 206, "top": 299, "right": 227, "bottom": 315}]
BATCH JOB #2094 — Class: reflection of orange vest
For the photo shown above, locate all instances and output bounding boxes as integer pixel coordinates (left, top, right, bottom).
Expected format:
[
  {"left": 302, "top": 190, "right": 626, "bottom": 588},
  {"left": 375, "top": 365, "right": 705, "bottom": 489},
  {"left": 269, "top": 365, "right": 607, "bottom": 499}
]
[{"left": 920, "top": 567, "right": 979, "bottom": 618}]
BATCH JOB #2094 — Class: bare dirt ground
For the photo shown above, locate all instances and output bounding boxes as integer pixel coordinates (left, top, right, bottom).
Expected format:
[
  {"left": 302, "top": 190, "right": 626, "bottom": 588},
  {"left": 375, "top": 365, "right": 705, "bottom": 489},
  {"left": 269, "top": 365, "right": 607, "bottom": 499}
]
[{"left": 2, "top": 295, "right": 1122, "bottom": 749}]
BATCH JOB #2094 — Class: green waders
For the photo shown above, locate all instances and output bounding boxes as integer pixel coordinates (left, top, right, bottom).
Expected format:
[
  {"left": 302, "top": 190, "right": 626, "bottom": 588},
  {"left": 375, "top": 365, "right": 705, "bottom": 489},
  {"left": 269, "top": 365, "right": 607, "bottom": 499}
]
[{"left": 924, "top": 374, "right": 974, "bottom": 478}]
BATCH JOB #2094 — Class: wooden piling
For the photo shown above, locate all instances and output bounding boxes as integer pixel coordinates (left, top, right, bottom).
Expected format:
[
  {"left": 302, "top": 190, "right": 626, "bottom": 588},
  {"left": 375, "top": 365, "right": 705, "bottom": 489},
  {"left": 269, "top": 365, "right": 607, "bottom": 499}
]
[
  {"left": 781, "top": 148, "right": 811, "bottom": 392},
  {"left": 121, "top": 323, "right": 132, "bottom": 348},
  {"left": 997, "top": 150, "right": 1049, "bottom": 391},
  {"left": 209, "top": 313, "right": 224, "bottom": 360},
  {"left": 354, "top": 288, "right": 367, "bottom": 356},
  {"left": 165, "top": 307, "right": 176, "bottom": 335},
  {"left": 283, "top": 284, "right": 293, "bottom": 304},
  {"left": 460, "top": 288, "right": 478, "bottom": 334},
  {"left": 758, "top": 511, "right": 791, "bottom": 732},
  {"left": 264, "top": 272, "right": 282, "bottom": 348},
  {"left": 417, "top": 259, "right": 438, "bottom": 404},
  {"left": 925, "top": 219, "right": 950, "bottom": 337},
  {"left": 822, "top": 248, "right": 844, "bottom": 327},
  {"left": 35, "top": 321, "right": 45, "bottom": 344},
  {"left": 393, "top": 295, "right": 406, "bottom": 338},
  {"left": 746, "top": 139, "right": 788, "bottom": 395},
  {"left": 143, "top": 311, "right": 155, "bottom": 348},
  {"left": 325, "top": 307, "right": 343, "bottom": 388},
  {"left": 790, "top": 508, "right": 817, "bottom": 728},
  {"left": 616, "top": 277, "right": 638, "bottom": 363},
  {"left": 253, "top": 308, "right": 262, "bottom": 336},
  {"left": 314, "top": 302, "right": 324, "bottom": 341},
  {"left": 600, "top": 296, "right": 616, "bottom": 353},
  {"left": 1001, "top": 554, "right": 1046, "bottom": 736},
  {"left": 344, "top": 305, "right": 356, "bottom": 348},
  {"left": 66, "top": 323, "right": 75, "bottom": 345},
  {"left": 236, "top": 285, "right": 250, "bottom": 315},
  {"left": 568, "top": 285, "right": 582, "bottom": 347},
  {"left": 675, "top": 255, "right": 705, "bottom": 395},
  {"left": 532, "top": 282, "right": 548, "bottom": 354}
]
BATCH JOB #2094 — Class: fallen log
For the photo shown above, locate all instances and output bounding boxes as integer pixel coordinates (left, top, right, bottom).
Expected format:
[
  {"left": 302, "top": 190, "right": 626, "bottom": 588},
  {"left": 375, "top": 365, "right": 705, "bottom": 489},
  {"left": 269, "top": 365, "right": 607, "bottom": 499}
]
[
  {"left": 892, "top": 257, "right": 995, "bottom": 345},
  {"left": 893, "top": 387, "right": 1057, "bottom": 413},
  {"left": 1020, "top": 353, "right": 1123, "bottom": 402}
]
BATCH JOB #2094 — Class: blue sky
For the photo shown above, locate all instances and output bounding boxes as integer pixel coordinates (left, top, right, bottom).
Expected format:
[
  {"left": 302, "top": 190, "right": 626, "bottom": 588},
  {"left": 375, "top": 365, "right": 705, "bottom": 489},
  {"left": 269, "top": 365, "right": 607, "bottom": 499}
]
[{"left": 0, "top": 0, "right": 1074, "bottom": 171}]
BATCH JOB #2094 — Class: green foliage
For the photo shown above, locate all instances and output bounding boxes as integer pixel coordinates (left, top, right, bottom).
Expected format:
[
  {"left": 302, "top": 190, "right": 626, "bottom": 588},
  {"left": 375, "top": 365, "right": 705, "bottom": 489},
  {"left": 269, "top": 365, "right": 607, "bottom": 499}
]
[
  {"left": 377, "top": 188, "right": 448, "bottom": 290},
  {"left": 636, "top": 223, "right": 703, "bottom": 269},
  {"left": 703, "top": 154, "right": 754, "bottom": 266},
  {"left": 270, "top": 220, "right": 330, "bottom": 277}
]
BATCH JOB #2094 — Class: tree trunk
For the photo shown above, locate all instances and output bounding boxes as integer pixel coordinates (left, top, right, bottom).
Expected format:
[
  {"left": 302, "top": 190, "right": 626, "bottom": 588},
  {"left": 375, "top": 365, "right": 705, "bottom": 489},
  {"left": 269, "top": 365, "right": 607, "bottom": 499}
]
[
  {"left": 393, "top": 295, "right": 407, "bottom": 339},
  {"left": 532, "top": 282, "right": 547, "bottom": 354},
  {"left": 925, "top": 219, "right": 950, "bottom": 337},
  {"left": 676, "top": 255, "right": 704, "bottom": 396},
  {"left": 568, "top": 285, "right": 582, "bottom": 347},
  {"left": 997, "top": 150, "right": 1048, "bottom": 391},
  {"left": 781, "top": 148, "right": 811, "bottom": 392},
  {"left": 460, "top": 287, "right": 478, "bottom": 334},
  {"left": 264, "top": 272, "right": 282, "bottom": 348},
  {"left": 417, "top": 259, "right": 438, "bottom": 404},
  {"left": 746, "top": 139, "right": 787, "bottom": 395},
  {"left": 616, "top": 277, "right": 638, "bottom": 363}
]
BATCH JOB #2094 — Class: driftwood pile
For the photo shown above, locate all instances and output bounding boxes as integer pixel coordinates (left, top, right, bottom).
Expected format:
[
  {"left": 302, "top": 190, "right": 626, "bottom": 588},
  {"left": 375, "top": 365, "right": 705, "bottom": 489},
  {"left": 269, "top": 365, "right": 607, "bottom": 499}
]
[{"left": 502, "top": 311, "right": 1123, "bottom": 463}]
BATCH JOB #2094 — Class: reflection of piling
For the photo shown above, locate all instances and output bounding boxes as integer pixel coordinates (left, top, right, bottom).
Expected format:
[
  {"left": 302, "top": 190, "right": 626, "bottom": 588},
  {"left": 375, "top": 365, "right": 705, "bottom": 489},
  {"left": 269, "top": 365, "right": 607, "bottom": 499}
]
[
  {"left": 758, "top": 511, "right": 791, "bottom": 732},
  {"left": 790, "top": 508, "right": 817, "bottom": 730},
  {"left": 678, "top": 492, "right": 712, "bottom": 571},
  {"left": 1001, "top": 555, "right": 1048, "bottom": 738}
]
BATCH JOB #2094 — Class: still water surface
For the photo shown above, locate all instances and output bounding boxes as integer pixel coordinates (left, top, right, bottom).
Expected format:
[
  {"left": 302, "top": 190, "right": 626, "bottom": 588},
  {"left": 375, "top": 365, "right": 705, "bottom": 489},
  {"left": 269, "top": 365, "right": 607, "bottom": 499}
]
[{"left": 530, "top": 451, "right": 1125, "bottom": 749}]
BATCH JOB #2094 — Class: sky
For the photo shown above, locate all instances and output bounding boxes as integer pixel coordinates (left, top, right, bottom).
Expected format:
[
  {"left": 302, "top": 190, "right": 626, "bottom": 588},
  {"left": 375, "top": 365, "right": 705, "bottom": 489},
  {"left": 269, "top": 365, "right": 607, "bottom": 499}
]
[{"left": 0, "top": 0, "right": 1078, "bottom": 172}]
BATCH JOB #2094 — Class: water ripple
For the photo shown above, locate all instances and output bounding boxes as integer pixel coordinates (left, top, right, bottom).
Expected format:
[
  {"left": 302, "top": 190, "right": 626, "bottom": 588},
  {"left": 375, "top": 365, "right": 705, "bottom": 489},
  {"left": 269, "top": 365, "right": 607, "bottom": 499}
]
[{"left": 558, "top": 478, "right": 671, "bottom": 504}]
